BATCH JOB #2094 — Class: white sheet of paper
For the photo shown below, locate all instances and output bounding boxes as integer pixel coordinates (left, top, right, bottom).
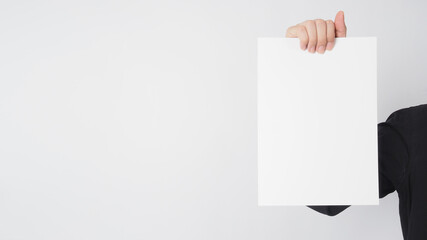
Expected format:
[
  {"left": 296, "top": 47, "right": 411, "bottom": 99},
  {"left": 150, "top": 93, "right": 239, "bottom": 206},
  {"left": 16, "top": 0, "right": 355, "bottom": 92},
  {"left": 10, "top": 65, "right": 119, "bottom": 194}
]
[{"left": 257, "top": 37, "right": 378, "bottom": 206}]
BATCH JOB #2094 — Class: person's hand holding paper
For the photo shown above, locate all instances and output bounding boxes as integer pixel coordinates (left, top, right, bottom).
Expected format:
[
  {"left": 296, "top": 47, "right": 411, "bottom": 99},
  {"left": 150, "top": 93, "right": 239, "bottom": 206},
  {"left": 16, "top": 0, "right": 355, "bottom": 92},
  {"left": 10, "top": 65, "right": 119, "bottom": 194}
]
[
  {"left": 285, "top": 11, "right": 347, "bottom": 53},
  {"left": 257, "top": 11, "right": 378, "bottom": 206}
]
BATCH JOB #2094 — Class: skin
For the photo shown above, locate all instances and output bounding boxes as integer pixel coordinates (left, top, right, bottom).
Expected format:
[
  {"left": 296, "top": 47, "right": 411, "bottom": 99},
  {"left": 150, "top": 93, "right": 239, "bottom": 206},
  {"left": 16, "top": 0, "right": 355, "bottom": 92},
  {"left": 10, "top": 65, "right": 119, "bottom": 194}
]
[{"left": 285, "top": 11, "right": 347, "bottom": 54}]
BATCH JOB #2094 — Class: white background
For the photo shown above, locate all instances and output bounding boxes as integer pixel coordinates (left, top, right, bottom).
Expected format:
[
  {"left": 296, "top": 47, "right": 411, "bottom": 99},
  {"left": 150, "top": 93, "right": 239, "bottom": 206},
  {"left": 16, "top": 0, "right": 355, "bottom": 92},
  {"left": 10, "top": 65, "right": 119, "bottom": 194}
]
[{"left": 0, "top": 0, "right": 426, "bottom": 239}]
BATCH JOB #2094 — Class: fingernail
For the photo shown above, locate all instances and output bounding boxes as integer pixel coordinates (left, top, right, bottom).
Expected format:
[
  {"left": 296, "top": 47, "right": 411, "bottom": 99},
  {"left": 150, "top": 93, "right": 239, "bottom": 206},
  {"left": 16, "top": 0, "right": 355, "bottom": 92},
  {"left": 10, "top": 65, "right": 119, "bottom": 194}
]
[
  {"left": 309, "top": 46, "right": 315, "bottom": 53},
  {"left": 326, "top": 42, "right": 334, "bottom": 50},
  {"left": 317, "top": 45, "right": 325, "bottom": 54}
]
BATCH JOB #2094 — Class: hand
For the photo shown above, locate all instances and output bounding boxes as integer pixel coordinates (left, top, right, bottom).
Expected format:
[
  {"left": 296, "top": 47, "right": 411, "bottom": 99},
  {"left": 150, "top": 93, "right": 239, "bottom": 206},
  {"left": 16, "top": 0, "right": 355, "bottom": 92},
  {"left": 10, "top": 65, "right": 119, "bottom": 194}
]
[{"left": 285, "top": 11, "right": 347, "bottom": 54}]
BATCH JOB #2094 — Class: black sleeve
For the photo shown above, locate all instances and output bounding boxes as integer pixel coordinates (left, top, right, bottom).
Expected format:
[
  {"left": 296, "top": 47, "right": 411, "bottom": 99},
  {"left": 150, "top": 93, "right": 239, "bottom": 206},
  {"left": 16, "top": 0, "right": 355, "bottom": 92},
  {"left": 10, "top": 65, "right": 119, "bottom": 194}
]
[
  {"left": 306, "top": 205, "right": 350, "bottom": 216},
  {"left": 306, "top": 122, "right": 406, "bottom": 216},
  {"left": 377, "top": 122, "right": 407, "bottom": 198}
]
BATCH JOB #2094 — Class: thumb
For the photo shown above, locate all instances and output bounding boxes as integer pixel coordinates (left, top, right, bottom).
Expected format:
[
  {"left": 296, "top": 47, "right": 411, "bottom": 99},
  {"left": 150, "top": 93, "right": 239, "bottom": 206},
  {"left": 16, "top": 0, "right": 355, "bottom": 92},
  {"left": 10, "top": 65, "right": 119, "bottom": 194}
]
[{"left": 334, "top": 11, "right": 347, "bottom": 37}]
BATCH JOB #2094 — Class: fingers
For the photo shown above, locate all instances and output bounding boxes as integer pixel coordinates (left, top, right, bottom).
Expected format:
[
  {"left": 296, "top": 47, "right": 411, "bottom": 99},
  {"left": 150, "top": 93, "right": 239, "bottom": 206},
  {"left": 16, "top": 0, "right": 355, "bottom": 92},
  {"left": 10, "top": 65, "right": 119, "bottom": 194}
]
[
  {"left": 286, "top": 25, "right": 309, "bottom": 50},
  {"left": 314, "top": 19, "right": 327, "bottom": 54},
  {"left": 326, "top": 20, "right": 335, "bottom": 50},
  {"left": 334, "top": 11, "right": 347, "bottom": 37},
  {"left": 302, "top": 20, "right": 317, "bottom": 53},
  {"left": 285, "top": 11, "right": 347, "bottom": 53}
]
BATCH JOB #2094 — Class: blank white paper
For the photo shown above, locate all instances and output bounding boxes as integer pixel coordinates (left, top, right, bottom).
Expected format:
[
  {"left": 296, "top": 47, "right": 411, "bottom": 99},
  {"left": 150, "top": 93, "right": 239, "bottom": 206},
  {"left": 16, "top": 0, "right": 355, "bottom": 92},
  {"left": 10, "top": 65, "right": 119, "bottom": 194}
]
[{"left": 258, "top": 37, "right": 378, "bottom": 206}]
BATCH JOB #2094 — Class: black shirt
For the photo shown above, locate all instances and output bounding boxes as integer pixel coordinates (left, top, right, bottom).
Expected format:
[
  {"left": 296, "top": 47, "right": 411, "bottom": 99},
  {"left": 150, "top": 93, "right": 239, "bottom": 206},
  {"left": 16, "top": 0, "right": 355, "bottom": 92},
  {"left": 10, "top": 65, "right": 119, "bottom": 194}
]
[{"left": 307, "top": 104, "right": 427, "bottom": 240}]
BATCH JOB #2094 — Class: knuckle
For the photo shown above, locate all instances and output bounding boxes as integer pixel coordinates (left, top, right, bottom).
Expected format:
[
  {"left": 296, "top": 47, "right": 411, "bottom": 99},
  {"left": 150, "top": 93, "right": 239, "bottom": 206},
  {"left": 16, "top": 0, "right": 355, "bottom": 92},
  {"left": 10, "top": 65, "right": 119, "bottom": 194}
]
[
  {"left": 315, "top": 19, "right": 325, "bottom": 25},
  {"left": 305, "top": 20, "right": 315, "bottom": 27},
  {"left": 317, "top": 40, "right": 327, "bottom": 46}
]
